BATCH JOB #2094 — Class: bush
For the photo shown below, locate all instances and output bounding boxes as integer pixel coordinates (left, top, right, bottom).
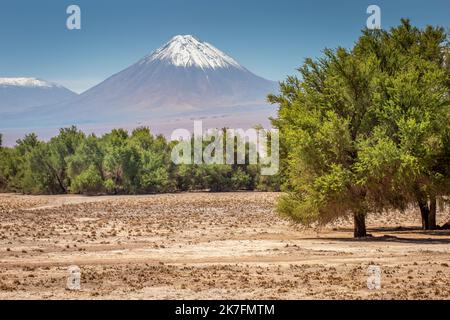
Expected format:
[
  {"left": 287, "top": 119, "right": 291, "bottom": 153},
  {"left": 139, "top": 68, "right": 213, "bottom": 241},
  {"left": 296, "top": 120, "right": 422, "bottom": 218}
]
[
  {"left": 231, "top": 167, "right": 252, "bottom": 190},
  {"left": 0, "top": 126, "right": 276, "bottom": 195},
  {"left": 140, "top": 167, "right": 171, "bottom": 193},
  {"left": 70, "top": 166, "right": 104, "bottom": 195}
]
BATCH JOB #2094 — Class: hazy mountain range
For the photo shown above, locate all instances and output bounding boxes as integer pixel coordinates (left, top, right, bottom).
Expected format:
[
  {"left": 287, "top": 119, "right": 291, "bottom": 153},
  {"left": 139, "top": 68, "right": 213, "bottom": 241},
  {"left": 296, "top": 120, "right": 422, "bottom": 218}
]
[
  {"left": 0, "top": 78, "right": 76, "bottom": 116},
  {"left": 0, "top": 35, "right": 277, "bottom": 145}
]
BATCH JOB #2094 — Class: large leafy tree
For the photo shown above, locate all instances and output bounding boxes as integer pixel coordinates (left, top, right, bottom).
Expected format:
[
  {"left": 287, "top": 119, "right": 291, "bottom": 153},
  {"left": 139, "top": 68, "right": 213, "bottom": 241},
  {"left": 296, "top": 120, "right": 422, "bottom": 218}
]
[
  {"left": 270, "top": 20, "right": 449, "bottom": 237},
  {"left": 355, "top": 20, "right": 449, "bottom": 230},
  {"left": 270, "top": 48, "right": 382, "bottom": 237}
]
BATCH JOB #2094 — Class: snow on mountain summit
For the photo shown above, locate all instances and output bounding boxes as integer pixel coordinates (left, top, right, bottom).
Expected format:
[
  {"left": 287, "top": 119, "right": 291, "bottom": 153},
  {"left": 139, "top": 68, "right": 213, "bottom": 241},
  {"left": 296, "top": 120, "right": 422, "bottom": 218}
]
[
  {"left": 0, "top": 77, "right": 61, "bottom": 88},
  {"left": 2, "top": 35, "right": 277, "bottom": 129},
  {"left": 141, "top": 35, "right": 243, "bottom": 70},
  {"left": 0, "top": 77, "right": 77, "bottom": 118}
]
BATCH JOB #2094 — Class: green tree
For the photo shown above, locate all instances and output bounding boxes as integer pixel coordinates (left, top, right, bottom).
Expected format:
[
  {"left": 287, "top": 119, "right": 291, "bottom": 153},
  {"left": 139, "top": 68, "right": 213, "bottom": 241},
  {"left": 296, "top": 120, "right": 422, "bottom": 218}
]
[
  {"left": 270, "top": 21, "right": 449, "bottom": 237},
  {"left": 175, "top": 164, "right": 205, "bottom": 191},
  {"left": 270, "top": 46, "right": 382, "bottom": 237},
  {"left": 21, "top": 142, "right": 62, "bottom": 194},
  {"left": 12, "top": 134, "right": 53, "bottom": 194},
  {"left": 355, "top": 20, "right": 450, "bottom": 230},
  {"left": 204, "top": 164, "right": 233, "bottom": 192},
  {"left": 67, "top": 134, "right": 105, "bottom": 193},
  {"left": 42, "top": 126, "right": 85, "bottom": 193},
  {"left": 102, "top": 129, "right": 141, "bottom": 194},
  {"left": 231, "top": 167, "right": 252, "bottom": 190},
  {"left": 0, "top": 134, "right": 6, "bottom": 190},
  {"left": 70, "top": 165, "right": 104, "bottom": 195}
]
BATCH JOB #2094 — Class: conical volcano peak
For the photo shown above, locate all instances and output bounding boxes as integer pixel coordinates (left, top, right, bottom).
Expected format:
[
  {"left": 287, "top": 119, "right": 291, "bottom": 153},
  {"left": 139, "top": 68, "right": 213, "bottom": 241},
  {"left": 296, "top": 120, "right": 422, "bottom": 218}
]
[
  {"left": 142, "top": 35, "right": 243, "bottom": 70},
  {"left": 4, "top": 34, "right": 277, "bottom": 130},
  {"left": 169, "top": 34, "right": 200, "bottom": 43}
]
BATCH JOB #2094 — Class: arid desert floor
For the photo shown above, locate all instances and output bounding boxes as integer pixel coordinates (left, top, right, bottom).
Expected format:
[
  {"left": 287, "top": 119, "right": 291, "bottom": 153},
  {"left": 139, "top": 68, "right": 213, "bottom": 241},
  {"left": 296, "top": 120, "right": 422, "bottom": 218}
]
[{"left": 0, "top": 192, "right": 449, "bottom": 300}]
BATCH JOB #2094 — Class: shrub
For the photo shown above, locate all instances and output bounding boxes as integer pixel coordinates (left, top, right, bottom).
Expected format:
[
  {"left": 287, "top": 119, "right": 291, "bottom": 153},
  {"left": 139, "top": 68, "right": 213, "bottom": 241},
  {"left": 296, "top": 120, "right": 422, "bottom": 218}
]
[{"left": 70, "top": 166, "right": 104, "bottom": 195}]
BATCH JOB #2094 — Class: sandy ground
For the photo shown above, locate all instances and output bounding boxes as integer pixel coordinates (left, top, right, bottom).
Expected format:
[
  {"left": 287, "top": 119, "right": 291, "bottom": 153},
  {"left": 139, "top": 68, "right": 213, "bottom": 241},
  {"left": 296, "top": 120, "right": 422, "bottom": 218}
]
[{"left": 0, "top": 192, "right": 449, "bottom": 300}]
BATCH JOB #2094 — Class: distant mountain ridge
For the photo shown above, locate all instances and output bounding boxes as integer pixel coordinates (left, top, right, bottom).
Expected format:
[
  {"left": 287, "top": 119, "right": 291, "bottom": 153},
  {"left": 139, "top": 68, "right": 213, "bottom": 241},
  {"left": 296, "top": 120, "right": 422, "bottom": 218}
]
[
  {"left": 0, "top": 35, "right": 278, "bottom": 145},
  {"left": 0, "top": 77, "right": 77, "bottom": 116},
  {"left": 0, "top": 35, "right": 276, "bottom": 128}
]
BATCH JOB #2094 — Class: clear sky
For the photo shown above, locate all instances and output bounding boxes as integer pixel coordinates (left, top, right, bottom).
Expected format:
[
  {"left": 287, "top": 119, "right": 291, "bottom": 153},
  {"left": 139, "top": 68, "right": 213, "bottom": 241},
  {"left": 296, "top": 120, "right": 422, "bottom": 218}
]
[{"left": 0, "top": 0, "right": 448, "bottom": 93}]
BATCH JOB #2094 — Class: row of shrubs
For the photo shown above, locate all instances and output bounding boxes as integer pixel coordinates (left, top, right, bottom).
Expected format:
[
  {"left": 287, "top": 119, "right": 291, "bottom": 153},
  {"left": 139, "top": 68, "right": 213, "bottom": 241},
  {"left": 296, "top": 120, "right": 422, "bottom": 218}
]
[{"left": 0, "top": 127, "right": 280, "bottom": 195}]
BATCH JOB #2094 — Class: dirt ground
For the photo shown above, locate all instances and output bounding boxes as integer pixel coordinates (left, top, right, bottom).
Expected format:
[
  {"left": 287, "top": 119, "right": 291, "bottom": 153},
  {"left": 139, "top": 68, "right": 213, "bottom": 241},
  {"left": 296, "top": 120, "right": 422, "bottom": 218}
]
[{"left": 0, "top": 192, "right": 449, "bottom": 300}]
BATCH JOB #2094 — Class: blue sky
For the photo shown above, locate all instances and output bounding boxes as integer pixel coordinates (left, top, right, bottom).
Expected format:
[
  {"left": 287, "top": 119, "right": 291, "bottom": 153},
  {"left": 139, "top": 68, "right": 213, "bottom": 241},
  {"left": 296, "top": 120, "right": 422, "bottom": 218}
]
[{"left": 0, "top": 0, "right": 448, "bottom": 93}]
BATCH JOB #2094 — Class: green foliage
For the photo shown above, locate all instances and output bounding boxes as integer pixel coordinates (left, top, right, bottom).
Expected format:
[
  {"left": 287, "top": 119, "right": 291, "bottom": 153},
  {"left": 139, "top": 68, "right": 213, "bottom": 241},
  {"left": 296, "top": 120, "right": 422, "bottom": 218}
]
[
  {"left": 0, "top": 126, "right": 278, "bottom": 195},
  {"left": 175, "top": 164, "right": 206, "bottom": 191},
  {"left": 138, "top": 150, "right": 172, "bottom": 193},
  {"left": 270, "top": 20, "right": 449, "bottom": 236},
  {"left": 204, "top": 165, "right": 233, "bottom": 192},
  {"left": 103, "top": 142, "right": 141, "bottom": 194},
  {"left": 68, "top": 134, "right": 104, "bottom": 179},
  {"left": 0, "top": 136, "right": 8, "bottom": 191},
  {"left": 70, "top": 165, "right": 104, "bottom": 195}
]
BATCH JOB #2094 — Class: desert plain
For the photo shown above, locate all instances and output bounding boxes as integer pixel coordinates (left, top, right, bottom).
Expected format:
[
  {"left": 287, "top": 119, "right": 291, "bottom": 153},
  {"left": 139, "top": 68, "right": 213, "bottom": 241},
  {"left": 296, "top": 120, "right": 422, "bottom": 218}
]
[{"left": 0, "top": 192, "right": 449, "bottom": 300}]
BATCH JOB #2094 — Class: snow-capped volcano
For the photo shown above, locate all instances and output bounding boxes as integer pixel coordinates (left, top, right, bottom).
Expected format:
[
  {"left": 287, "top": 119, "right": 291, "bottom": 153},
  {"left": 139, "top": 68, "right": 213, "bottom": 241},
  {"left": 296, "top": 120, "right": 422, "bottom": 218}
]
[
  {"left": 0, "top": 77, "right": 77, "bottom": 116},
  {"left": 142, "top": 35, "right": 243, "bottom": 70},
  {"left": 2, "top": 35, "right": 276, "bottom": 128}
]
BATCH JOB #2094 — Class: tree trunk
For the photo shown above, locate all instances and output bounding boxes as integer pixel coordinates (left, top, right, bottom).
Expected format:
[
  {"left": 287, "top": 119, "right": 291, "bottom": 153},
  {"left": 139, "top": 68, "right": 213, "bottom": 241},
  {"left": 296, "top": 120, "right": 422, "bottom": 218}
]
[
  {"left": 353, "top": 212, "right": 367, "bottom": 238},
  {"left": 428, "top": 195, "right": 437, "bottom": 230},
  {"left": 417, "top": 197, "right": 430, "bottom": 230}
]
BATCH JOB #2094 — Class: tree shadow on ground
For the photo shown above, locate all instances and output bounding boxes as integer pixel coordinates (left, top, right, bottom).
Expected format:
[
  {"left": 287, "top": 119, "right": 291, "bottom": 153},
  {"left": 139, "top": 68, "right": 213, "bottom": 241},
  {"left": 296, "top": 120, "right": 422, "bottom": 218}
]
[
  {"left": 314, "top": 227, "right": 450, "bottom": 244},
  {"left": 368, "top": 226, "right": 450, "bottom": 236}
]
